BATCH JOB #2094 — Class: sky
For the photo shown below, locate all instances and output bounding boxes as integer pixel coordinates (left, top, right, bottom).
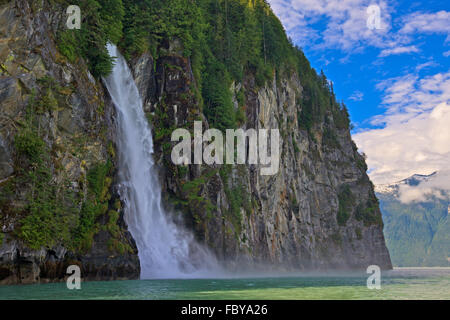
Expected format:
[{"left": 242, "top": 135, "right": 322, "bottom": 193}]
[{"left": 267, "top": 0, "right": 450, "bottom": 190}]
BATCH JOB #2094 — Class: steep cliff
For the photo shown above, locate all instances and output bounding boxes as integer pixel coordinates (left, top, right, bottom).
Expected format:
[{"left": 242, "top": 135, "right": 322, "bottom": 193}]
[
  {"left": 0, "top": 0, "right": 391, "bottom": 285},
  {"left": 131, "top": 44, "right": 392, "bottom": 272}
]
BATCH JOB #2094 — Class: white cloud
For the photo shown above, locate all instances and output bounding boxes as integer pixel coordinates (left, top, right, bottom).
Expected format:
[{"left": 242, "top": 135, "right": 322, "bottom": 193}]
[
  {"left": 378, "top": 45, "right": 419, "bottom": 57},
  {"left": 353, "top": 71, "right": 450, "bottom": 185},
  {"left": 399, "top": 11, "right": 450, "bottom": 35},
  {"left": 373, "top": 72, "right": 450, "bottom": 124},
  {"left": 398, "top": 171, "right": 450, "bottom": 203},
  {"left": 444, "top": 50, "right": 450, "bottom": 57},
  {"left": 349, "top": 90, "right": 364, "bottom": 101},
  {"left": 268, "top": 0, "right": 392, "bottom": 51},
  {"left": 268, "top": 1, "right": 449, "bottom": 57},
  {"left": 415, "top": 61, "right": 438, "bottom": 72},
  {"left": 268, "top": 0, "right": 318, "bottom": 44}
]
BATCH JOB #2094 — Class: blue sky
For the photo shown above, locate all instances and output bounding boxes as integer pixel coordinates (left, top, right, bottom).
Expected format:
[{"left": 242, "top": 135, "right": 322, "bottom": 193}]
[{"left": 268, "top": 0, "right": 450, "bottom": 187}]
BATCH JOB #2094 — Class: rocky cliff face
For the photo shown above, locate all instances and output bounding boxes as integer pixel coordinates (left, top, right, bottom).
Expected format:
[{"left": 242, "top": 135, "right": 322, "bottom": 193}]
[
  {"left": 131, "top": 43, "right": 392, "bottom": 272},
  {"left": 0, "top": 0, "right": 391, "bottom": 285}
]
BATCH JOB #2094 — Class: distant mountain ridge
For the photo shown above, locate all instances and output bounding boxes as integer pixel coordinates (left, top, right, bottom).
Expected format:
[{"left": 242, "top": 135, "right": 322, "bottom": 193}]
[
  {"left": 375, "top": 172, "right": 438, "bottom": 195},
  {"left": 376, "top": 172, "right": 449, "bottom": 267}
]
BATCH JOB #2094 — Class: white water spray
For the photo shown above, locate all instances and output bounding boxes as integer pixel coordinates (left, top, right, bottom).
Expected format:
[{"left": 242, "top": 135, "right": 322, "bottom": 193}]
[{"left": 103, "top": 44, "right": 220, "bottom": 279}]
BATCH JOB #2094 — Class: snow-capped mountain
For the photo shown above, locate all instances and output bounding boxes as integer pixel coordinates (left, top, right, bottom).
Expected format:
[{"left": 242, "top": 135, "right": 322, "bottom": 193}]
[{"left": 375, "top": 172, "right": 438, "bottom": 195}]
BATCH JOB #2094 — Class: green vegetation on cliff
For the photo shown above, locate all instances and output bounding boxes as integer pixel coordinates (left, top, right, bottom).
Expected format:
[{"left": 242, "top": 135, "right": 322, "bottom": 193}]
[
  {"left": 56, "top": 0, "right": 350, "bottom": 134},
  {"left": 72, "top": 161, "right": 112, "bottom": 251},
  {"left": 355, "top": 191, "right": 383, "bottom": 227},
  {"left": 2, "top": 74, "right": 123, "bottom": 252},
  {"left": 337, "top": 185, "right": 354, "bottom": 226},
  {"left": 57, "top": 0, "right": 124, "bottom": 77},
  {"left": 12, "top": 87, "right": 78, "bottom": 249}
]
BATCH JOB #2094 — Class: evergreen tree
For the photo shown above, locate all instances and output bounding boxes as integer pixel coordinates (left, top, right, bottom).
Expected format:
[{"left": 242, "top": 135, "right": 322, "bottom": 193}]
[{"left": 56, "top": 0, "right": 351, "bottom": 130}]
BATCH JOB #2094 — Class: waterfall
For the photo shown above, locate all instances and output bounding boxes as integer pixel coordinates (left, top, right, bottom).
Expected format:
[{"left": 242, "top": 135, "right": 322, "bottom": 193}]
[{"left": 103, "top": 44, "right": 220, "bottom": 279}]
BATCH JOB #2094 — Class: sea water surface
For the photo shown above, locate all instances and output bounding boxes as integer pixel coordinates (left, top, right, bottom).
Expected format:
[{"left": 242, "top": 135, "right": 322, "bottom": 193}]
[{"left": 0, "top": 268, "right": 449, "bottom": 300}]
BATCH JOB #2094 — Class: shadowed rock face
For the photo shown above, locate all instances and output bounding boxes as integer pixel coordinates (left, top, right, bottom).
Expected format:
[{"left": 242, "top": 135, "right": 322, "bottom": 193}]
[
  {"left": 0, "top": 0, "right": 139, "bottom": 284},
  {"left": 0, "top": 0, "right": 391, "bottom": 285},
  {"left": 0, "top": 135, "right": 13, "bottom": 180}
]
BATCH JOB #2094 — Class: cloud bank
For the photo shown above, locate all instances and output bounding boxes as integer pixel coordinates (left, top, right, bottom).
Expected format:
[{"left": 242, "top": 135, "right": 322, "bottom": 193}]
[
  {"left": 379, "top": 45, "right": 419, "bottom": 57},
  {"left": 399, "top": 11, "right": 450, "bottom": 35},
  {"left": 269, "top": 0, "right": 392, "bottom": 51},
  {"left": 268, "top": 0, "right": 450, "bottom": 56},
  {"left": 398, "top": 171, "right": 450, "bottom": 204},
  {"left": 353, "top": 71, "right": 450, "bottom": 186}
]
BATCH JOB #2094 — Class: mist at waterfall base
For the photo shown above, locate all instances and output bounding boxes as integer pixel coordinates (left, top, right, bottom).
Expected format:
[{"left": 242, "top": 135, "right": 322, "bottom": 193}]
[{"left": 103, "top": 44, "right": 221, "bottom": 279}]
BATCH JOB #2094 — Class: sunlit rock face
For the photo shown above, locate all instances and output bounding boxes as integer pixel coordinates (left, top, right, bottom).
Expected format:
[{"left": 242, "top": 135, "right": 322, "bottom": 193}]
[{"left": 130, "top": 41, "right": 391, "bottom": 273}]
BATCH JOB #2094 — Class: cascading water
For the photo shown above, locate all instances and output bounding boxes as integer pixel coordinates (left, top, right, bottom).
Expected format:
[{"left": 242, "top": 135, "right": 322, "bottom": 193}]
[{"left": 103, "top": 44, "right": 220, "bottom": 279}]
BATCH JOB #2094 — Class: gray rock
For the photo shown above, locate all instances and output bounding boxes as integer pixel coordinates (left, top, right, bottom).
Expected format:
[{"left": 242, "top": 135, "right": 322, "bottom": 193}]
[
  {"left": 0, "top": 0, "right": 140, "bottom": 285},
  {"left": 0, "top": 134, "right": 13, "bottom": 180}
]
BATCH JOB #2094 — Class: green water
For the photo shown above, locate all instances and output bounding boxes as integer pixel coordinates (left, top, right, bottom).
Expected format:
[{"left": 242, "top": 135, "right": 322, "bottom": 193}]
[{"left": 0, "top": 268, "right": 449, "bottom": 300}]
